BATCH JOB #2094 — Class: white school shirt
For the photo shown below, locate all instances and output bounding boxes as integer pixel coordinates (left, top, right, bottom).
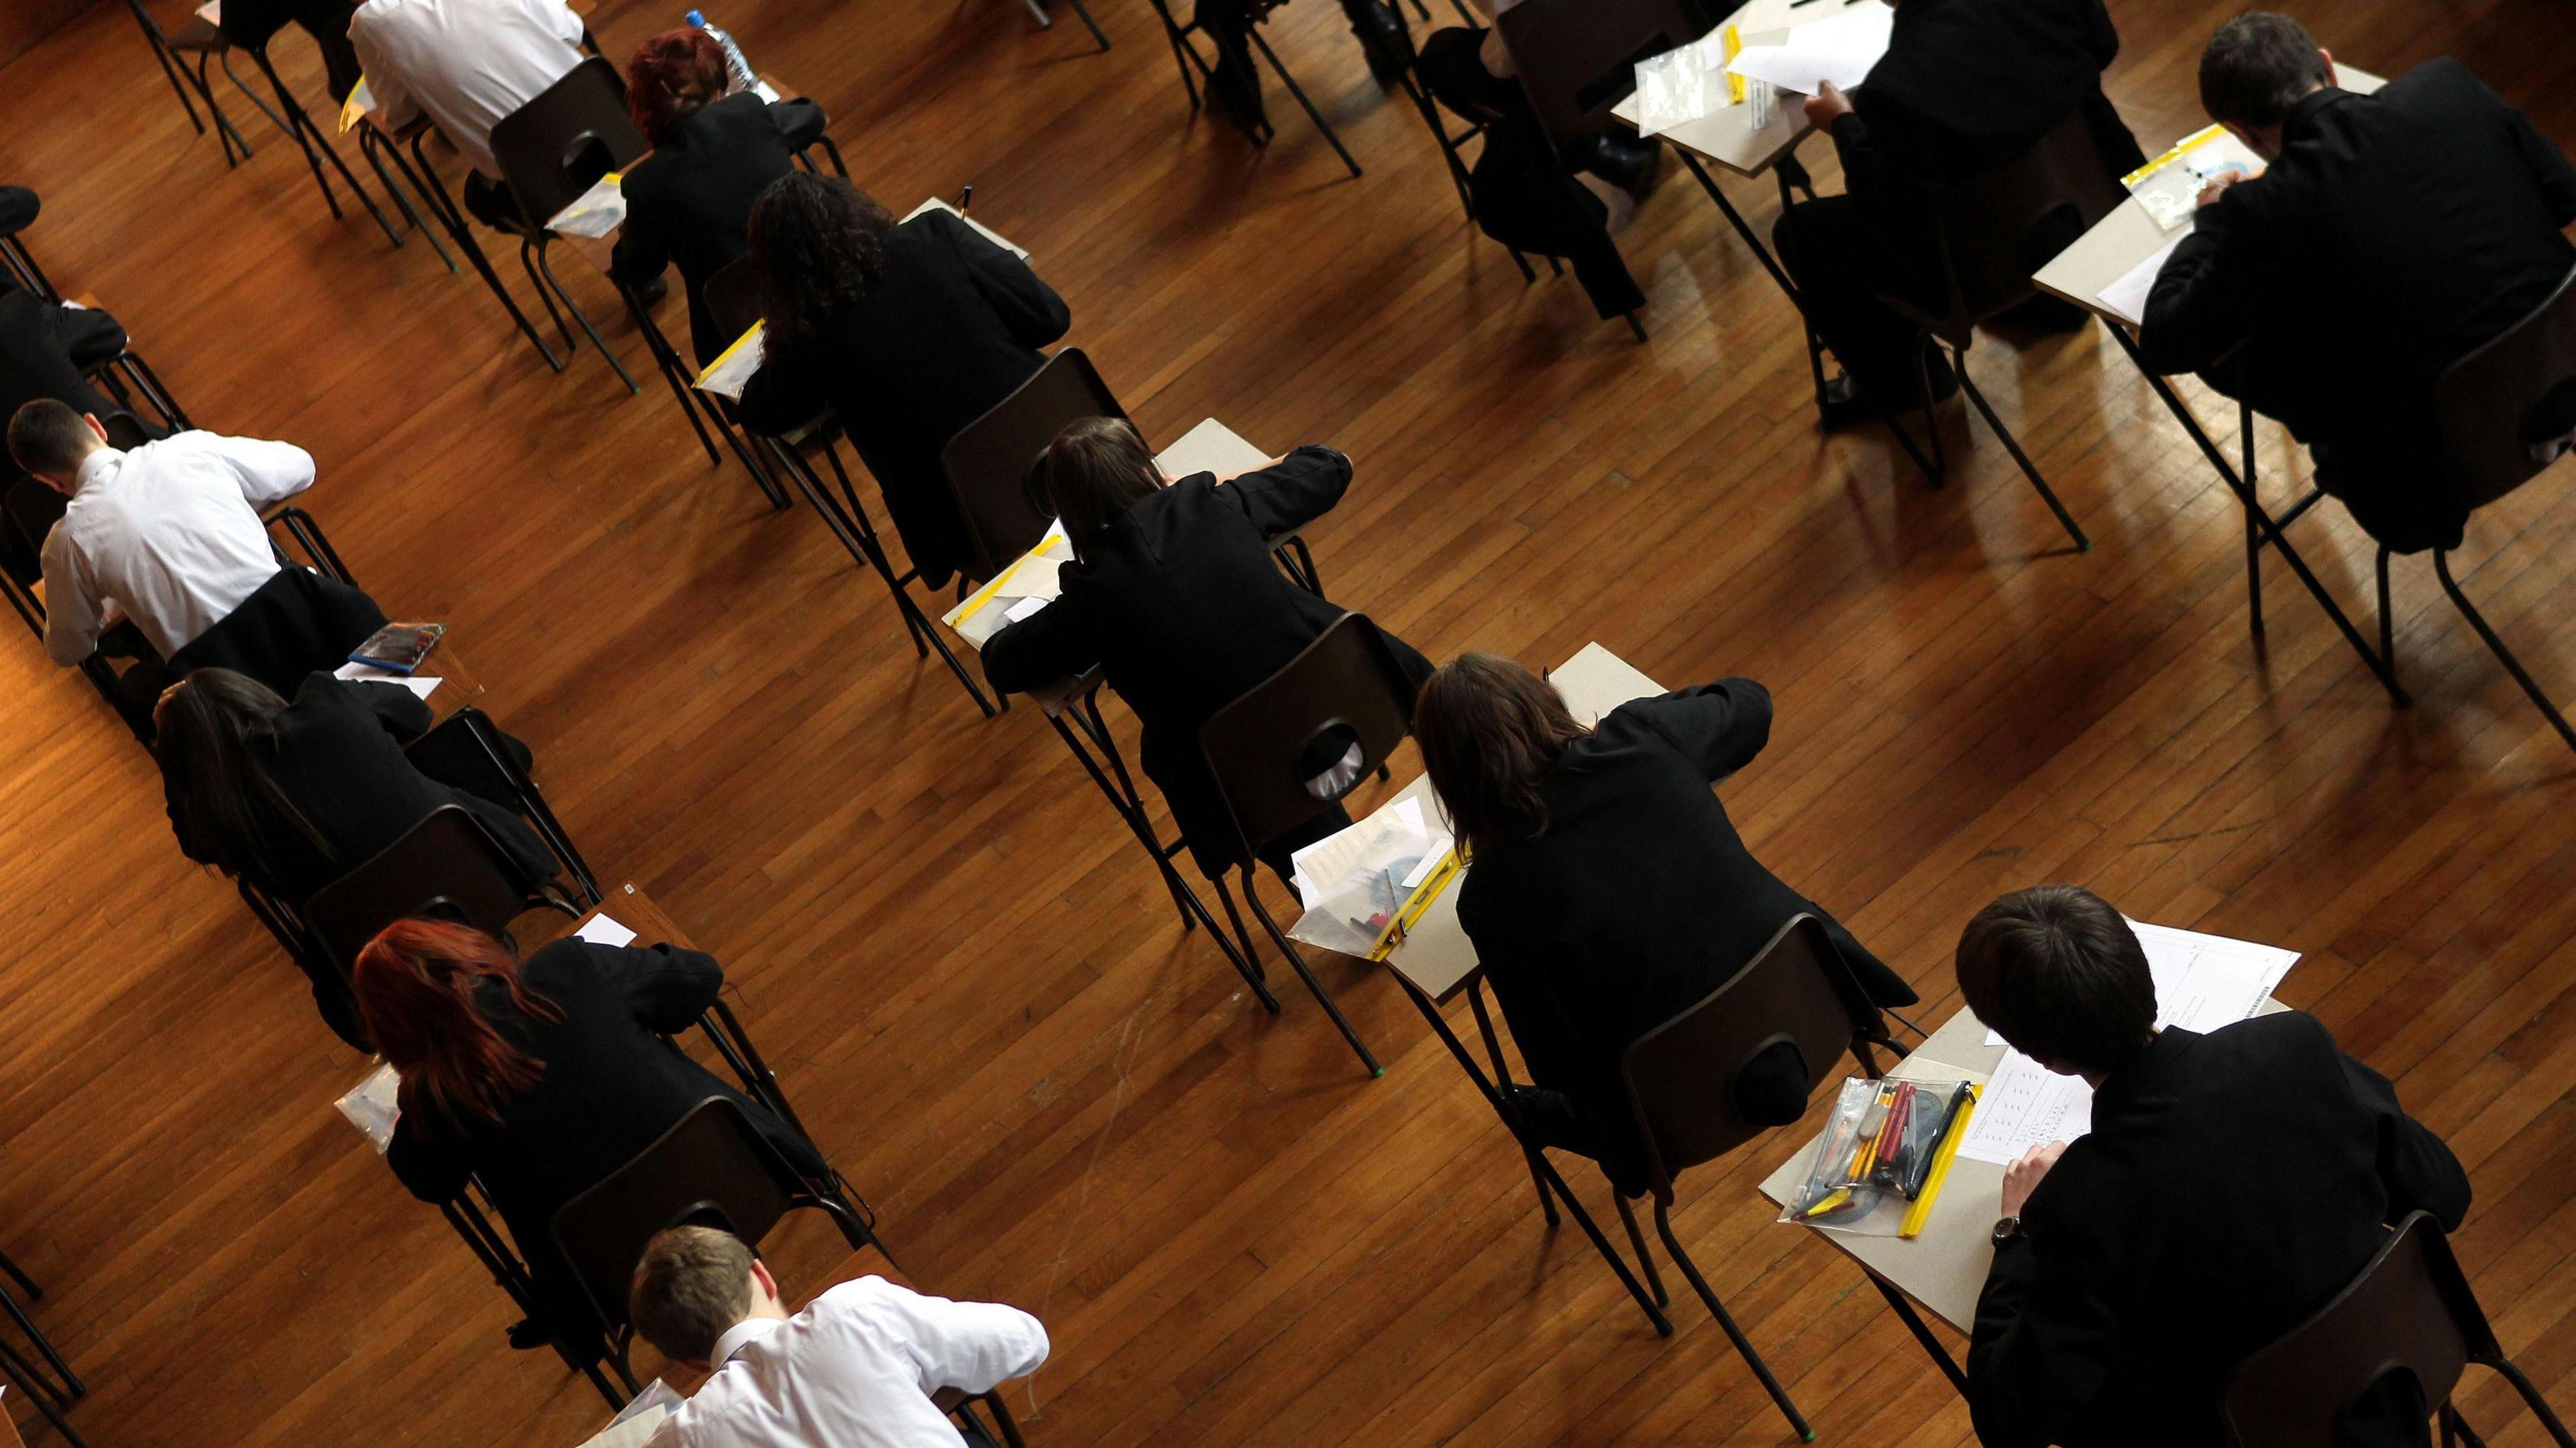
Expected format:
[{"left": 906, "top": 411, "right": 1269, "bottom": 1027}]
[
  {"left": 350, "top": 0, "right": 584, "bottom": 180},
  {"left": 40, "top": 432, "right": 315, "bottom": 665},
  {"left": 649, "top": 1278, "right": 1050, "bottom": 1448}
]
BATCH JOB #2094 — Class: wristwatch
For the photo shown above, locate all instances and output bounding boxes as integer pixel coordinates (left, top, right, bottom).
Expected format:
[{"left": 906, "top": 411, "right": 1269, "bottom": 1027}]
[{"left": 1990, "top": 1215, "right": 2025, "bottom": 1247}]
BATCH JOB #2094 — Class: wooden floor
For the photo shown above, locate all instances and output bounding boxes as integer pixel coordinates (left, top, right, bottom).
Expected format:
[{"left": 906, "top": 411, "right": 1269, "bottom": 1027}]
[{"left": 3, "top": 0, "right": 2575, "bottom": 1443}]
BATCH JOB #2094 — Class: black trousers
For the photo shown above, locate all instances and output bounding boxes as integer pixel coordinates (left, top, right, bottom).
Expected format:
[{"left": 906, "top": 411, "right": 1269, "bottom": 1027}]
[
  {"left": 1774, "top": 194, "right": 1935, "bottom": 403},
  {"left": 462, "top": 172, "right": 527, "bottom": 231},
  {"left": 219, "top": 0, "right": 365, "bottom": 102}
]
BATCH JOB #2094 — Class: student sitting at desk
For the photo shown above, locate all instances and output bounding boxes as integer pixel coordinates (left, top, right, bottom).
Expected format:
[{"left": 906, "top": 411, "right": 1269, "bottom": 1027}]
[
  {"left": 1410, "top": 655, "right": 1917, "bottom": 1194},
  {"left": 0, "top": 290, "right": 147, "bottom": 596},
  {"left": 982, "top": 418, "right": 1432, "bottom": 882},
  {"left": 1960, "top": 885, "right": 2469, "bottom": 1448},
  {"left": 738, "top": 174, "right": 1071, "bottom": 591},
  {"left": 2139, "top": 13, "right": 2576, "bottom": 555},
  {"left": 1774, "top": 0, "right": 2144, "bottom": 429},
  {"left": 356, "top": 920, "right": 829, "bottom": 1360},
  {"left": 219, "top": 0, "right": 366, "bottom": 103},
  {"left": 610, "top": 29, "right": 826, "bottom": 367},
  {"left": 349, "top": 0, "right": 586, "bottom": 228},
  {"left": 628, "top": 1225, "right": 1051, "bottom": 1448}
]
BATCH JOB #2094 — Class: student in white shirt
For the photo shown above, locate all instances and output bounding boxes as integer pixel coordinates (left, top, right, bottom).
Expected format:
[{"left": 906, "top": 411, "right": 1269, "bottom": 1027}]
[
  {"left": 629, "top": 1226, "right": 1049, "bottom": 1448},
  {"left": 349, "top": 0, "right": 586, "bottom": 227},
  {"left": 8, "top": 398, "right": 314, "bottom": 669}
]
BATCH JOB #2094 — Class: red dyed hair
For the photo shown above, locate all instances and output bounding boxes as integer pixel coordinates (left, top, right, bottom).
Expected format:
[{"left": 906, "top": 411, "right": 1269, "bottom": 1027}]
[
  {"left": 626, "top": 29, "right": 731, "bottom": 147},
  {"left": 354, "top": 919, "right": 564, "bottom": 1133}
]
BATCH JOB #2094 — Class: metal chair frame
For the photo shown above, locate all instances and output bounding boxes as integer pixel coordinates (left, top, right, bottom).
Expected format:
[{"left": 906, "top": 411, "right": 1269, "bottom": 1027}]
[
  {"left": 1143, "top": 0, "right": 1365, "bottom": 178},
  {"left": 0, "top": 1247, "right": 89, "bottom": 1448},
  {"left": 1020, "top": 0, "right": 1113, "bottom": 51},
  {"left": 125, "top": 0, "right": 260, "bottom": 168},
  {"left": 236, "top": 37, "right": 407, "bottom": 247},
  {"left": 365, "top": 120, "right": 570, "bottom": 372}
]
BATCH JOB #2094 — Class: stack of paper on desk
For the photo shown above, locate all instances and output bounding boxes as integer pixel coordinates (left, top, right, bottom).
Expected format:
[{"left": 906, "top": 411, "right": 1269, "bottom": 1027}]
[
  {"left": 694, "top": 323, "right": 765, "bottom": 400},
  {"left": 943, "top": 522, "right": 1074, "bottom": 649},
  {"left": 1959, "top": 920, "right": 2297, "bottom": 1164},
  {"left": 901, "top": 198, "right": 1030, "bottom": 260},
  {"left": 1727, "top": 1, "right": 1894, "bottom": 98},
  {"left": 334, "top": 660, "right": 441, "bottom": 700},
  {"left": 1287, "top": 796, "right": 1454, "bottom": 958}
]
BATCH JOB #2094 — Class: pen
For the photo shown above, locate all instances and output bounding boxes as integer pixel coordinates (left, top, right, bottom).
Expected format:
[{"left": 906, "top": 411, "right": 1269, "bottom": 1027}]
[{"left": 957, "top": 185, "right": 973, "bottom": 216}]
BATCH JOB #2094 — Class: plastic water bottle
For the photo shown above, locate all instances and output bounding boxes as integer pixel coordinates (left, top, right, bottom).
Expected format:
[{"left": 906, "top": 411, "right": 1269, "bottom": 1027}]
[{"left": 685, "top": 10, "right": 757, "bottom": 93}]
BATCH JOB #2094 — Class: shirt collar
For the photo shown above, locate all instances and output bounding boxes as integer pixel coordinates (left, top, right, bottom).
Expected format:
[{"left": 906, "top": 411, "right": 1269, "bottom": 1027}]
[
  {"left": 2282, "top": 86, "right": 2348, "bottom": 142},
  {"left": 71, "top": 448, "right": 124, "bottom": 494},
  {"left": 2088, "top": 1026, "right": 2200, "bottom": 1119},
  {"left": 710, "top": 1315, "right": 786, "bottom": 1369}
]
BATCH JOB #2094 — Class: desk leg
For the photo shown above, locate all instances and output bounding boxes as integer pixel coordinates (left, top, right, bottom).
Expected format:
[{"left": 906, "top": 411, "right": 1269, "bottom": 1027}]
[
  {"left": 1464, "top": 979, "right": 1556, "bottom": 1227},
  {"left": 1772, "top": 162, "right": 1832, "bottom": 412},
  {"left": 1870, "top": 1272, "right": 1968, "bottom": 1393},
  {"left": 1678, "top": 150, "right": 1801, "bottom": 313},
  {"left": 1399, "top": 980, "right": 1674, "bottom": 1336},
  {"left": 2241, "top": 401, "right": 2264, "bottom": 635},
  {"left": 2108, "top": 328, "right": 2409, "bottom": 706},
  {"left": 407, "top": 131, "right": 566, "bottom": 372}
]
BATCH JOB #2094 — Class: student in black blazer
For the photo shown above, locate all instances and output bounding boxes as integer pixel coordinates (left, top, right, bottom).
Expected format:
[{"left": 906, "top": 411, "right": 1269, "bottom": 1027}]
[
  {"left": 609, "top": 29, "right": 826, "bottom": 366},
  {"left": 0, "top": 288, "right": 137, "bottom": 588},
  {"left": 982, "top": 418, "right": 1431, "bottom": 881},
  {"left": 219, "top": 0, "right": 364, "bottom": 101},
  {"left": 1411, "top": 655, "right": 1919, "bottom": 1195},
  {"left": 2140, "top": 14, "right": 2576, "bottom": 554},
  {"left": 1774, "top": 0, "right": 2144, "bottom": 428},
  {"left": 356, "top": 920, "right": 828, "bottom": 1356},
  {"left": 738, "top": 174, "right": 1071, "bottom": 590},
  {"left": 1960, "top": 885, "right": 2469, "bottom": 1448}
]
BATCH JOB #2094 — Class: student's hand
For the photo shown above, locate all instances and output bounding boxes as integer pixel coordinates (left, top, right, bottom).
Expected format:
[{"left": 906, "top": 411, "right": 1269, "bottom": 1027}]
[
  {"left": 1803, "top": 82, "right": 1854, "bottom": 130},
  {"left": 1999, "top": 1140, "right": 2067, "bottom": 1217},
  {"left": 2195, "top": 167, "right": 2249, "bottom": 210}
]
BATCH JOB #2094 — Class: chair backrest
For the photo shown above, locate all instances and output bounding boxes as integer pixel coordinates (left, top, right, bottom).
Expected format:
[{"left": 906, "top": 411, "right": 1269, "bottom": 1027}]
[
  {"left": 1500, "top": 0, "right": 1707, "bottom": 142},
  {"left": 938, "top": 348, "right": 1133, "bottom": 583},
  {"left": 1619, "top": 914, "right": 1886, "bottom": 1192},
  {"left": 1199, "top": 614, "right": 1416, "bottom": 862},
  {"left": 303, "top": 805, "right": 541, "bottom": 973},
  {"left": 2218, "top": 1212, "right": 2489, "bottom": 1448},
  {"left": 1917, "top": 107, "right": 2131, "bottom": 333},
  {"left": 549, "top": 1097, "right": 804, "bottom": 1341},
  {"left": 490, "top": 58, "right": 647, "bottom": 229},
  {"left": 2432, "top": 264, "right": 2576, "bottom": 512}
]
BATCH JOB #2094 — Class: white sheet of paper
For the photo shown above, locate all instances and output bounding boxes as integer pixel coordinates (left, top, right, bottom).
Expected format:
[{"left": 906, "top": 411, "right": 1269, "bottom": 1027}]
[
  {"left": 1727, "top": 2, "right": 1893, "bottom": 97},
  {"left": 338, "top": 76, "right": 378, "bottom": 133},
  {"left": 334, "top": 1063, "right": 402, "bottom": 1153},
  {"left": 578, "top": 1405, "right": 671, "bottom": 1448},
  {"left": 694, "top": 323, "right": 765, "bottom": 400},
  {"left": 1002, "top": 594, "right": 1050, "bottom": 624},
  {"left": 576, "top": 913, "right": 639, "bottom": 948},
  {"left": 547, "top": 174, "right": 627, "bottom": 238},
  {"left": 1962, "top": 920, "right": 2298, "bottom": 1161},
  {"left": 1157, "top": 418, "right": 1269, "bottom": 480},
  {"left": 1631, "top": 30, "right": 1735, "bottom": 135},
  {"left": 942, "top": 522, "right": 1074, "bottom": 649},
  {"left": 333, "top": 661, "right": 441, "bottom": 700},
  {"left": 901, "top": 198, "right": 1030, "bottom": 261},
  {"left": 2095, "top": 235, "right": 2184, "bottom": 327}
]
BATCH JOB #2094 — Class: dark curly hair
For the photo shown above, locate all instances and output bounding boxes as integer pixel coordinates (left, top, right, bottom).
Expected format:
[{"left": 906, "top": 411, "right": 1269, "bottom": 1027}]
[
  {"left": 747, "top": 172, "right": 894, "bottom": 350},
  {"left": 625, "top": 28, "right": 730, "bottom": 148}
]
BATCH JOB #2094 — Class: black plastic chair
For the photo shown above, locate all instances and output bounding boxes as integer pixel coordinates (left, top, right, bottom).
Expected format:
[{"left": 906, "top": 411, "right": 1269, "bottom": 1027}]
[
  {"left": 702, "top": 256, "right": 999, "bottom": 715},
  {"left": 406, "top": 707, "right": 604, "bottom": 902},
  {"left": 1142, "top": 0, "right": 1364, "bottom": 179},
  {"left": 2379, "top": 263, "right": 2576, "bottom": 755},
  {"left": 1617, "top": 913, "right": 1906, "bottom": 1442},
  {"left": 550, "top": 1097, "right": 888, "bottom": 1397},
  {"left": 237, "top": 30, "right": 405, "bottom": 246},
  {"left": 303, "top": 804, "right": 588, "bottom": 977},
  {"left": 1199, "top": 612, "right": 1419, "bottom": 1076},
  {"left": 1871, "top": 107, "right": 2127, "bottom": 551},
  {"left": 125, "top": 0, "right": 261, "bottom": 169},
  {"left": 1018, "top": 0, "right": 1112, "bottom": 51},
  {"left": 941, "top": 347, "right": 1133, "bottom": 585},
  {"left": 0, "top": 187, "right": 59, "bottom": 300},
  {"left": 2220, "top": 1211, "right": 2576, "bottom": 1448},
  {"left": 488, "top": 57, "right": 649, "bottom": 394}
]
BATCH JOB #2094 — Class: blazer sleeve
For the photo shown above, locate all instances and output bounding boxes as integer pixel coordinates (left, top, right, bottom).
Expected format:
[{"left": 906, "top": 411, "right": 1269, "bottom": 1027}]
[
  {"left": 1212, "top": 445, "right": 1351, "bottom": 538},
  {"left": 607, "top": 181, "right": 669, "bottom": 289},
  {"left": 934, "top": 212, "right": 1072, "bottom": 349},
  {"left": 983, "top": 589, "right": 1100, "bottom": 694},
  {"left": 50, "top": 302, "right": 129, "bottom": 370},
  {"left": 386, "top": 1117, "right": 476, "bottom": 1204},
  {"left": 2504, "top": 93, "right": 2576, "bottom": 227},
  {"left": 2334, "top": 1034, "right": 2471, "bottom": 1230},
  {"left": 325, "top": 672, "right": 433, "bottom": 744},
  {"left": 735, "top": 333, "right": 835, "bottom": 437},
  {"left": 1619, "top": 679, "right": 1775, "bottom": 783},
  {"left": 1968, "top": 1224, "right": 2128, "bottom": 1448},
  {"left": 612, "top": 942, "right": 726, "bottom": 1035},
  {"left": 768, "top": 97, "right": 827, "bottom": 151},
  {"left": 2137, "top": 192, "right": 2271, "bottom": 375}
]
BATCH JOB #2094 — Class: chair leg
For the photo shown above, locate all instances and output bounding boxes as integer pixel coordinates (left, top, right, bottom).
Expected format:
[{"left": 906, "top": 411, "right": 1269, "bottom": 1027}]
[
  {"left": 1951, "top": 347, "right": 2088, "bottom": 551},
  {"left": 360, "top": 130, "right": 455, "bottom": 271},
  {"left": 0, "top": 1350, "right": 89, "bottom": 1448},
  {"left": 133, "top": 9, "right": 205, "bottom": 133},
  {"left": 1062, "top": 0, "right": 1112, "bottom": 50},
  {"left": 517, "top": 237, "right": 578, "bottom": 350},
  {"left": 219, "top": 50, "right": 290, "bottom": 135},
  {"left": 2243, "top": 402, "right": 2265, "bottom": 634},
  {"left": 2434, "top": 548, "right": 2576, "bottom": 754},
  {"left": 1239, "top": 869, "right": 1381, "bottom": 1076},
  {"left": 190, "top": 54, "right": 256, "bottom": 166},
  {"left": 1623, "top": 311, "right": 1648, "bottom": 343},
  {"left": 1507, "top": 248, "right": 1536, "bottom": 283},
  {"left": 0, "top": 1250, "right": 42, "bottom": 1304},
  {"left": 2489, "top": 1357, "right": 2576, "bottom": 1448},
  {"left": 531, "top": 241, "right": 639, "bottom": 393},
  {"left": 2377, "top": 545, "right": 2396, "bottom": 683},
  {"left": 1610, "top": 1193, "right": 1669, "bottom": 1308},
  {"left": 1246, "top": 25, "right": 1362, "bottom": 179},
  {"left": 1652, "top": 1196, "right": 1813, "bottom": 1442},
  {"left": 1209, "top": 871, "right": 1273, "bottom": 991},
  {"left": 0, "top": 1284, "right": 82, "bottom": 1400}
]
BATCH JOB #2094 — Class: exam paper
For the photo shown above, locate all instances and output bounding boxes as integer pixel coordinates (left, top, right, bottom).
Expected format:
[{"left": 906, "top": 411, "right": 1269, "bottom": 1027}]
[
  {"left": 1727, "top": 2, "right": 1892, "bottom": 98},
  {"left": 942, "top": 521, "right": 1075, "bottom": 649},
  {"left": 694, "top": 324, "right": 765, "bottom": 400},
  {"left": 547, "top": 174, "right": 627, "bottom": 238},
  {"left": 333, "top": 661, "right": 441, "bottom": 700},
  {"left": 901, "top": 198, "right": 1030, "bottom": 261},
  {"left": 1157, "top": 418, "right": 1269, "bottom": 480},
  {"left": 576, "top": 913, "right": 639, "bottom": 948},
  {"left": 338, "top": 77, "right": 377, "bottom": 133},
  {"left": 335, "top": 1063, "right": 402, "bottom": 1153},
  {"left": 1287, "top": 796, "right": 1453, "bottom": 958},
  {"left": 1960, "top": 920, "right": 2297, "bottom": 1164},
  {"left": 1631, "top": 30, "right": 1733, "bottom": 135},
  {"left": 2095, "top": 235, "right": 2182, "bottom": 327}
]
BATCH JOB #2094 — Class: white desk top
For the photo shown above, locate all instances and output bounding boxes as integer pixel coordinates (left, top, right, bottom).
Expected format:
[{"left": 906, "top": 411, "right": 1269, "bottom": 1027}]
[
  {"left": 2031, "top": 68, "right": 2388, "bottom": 327},
  {"left": 1376, "top": 643, "right": 1667, "bottom": 1003},
  {"left": 1610, "top": 0, "right": 1817, "bottom": 179},
  {"left": 1758, "top": 994, "right": 2289, "bottom": 1333}
]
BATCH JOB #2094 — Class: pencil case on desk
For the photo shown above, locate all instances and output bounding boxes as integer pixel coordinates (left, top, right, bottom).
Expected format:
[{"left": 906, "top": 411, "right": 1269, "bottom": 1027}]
[{"left": 1780, "top": 1076, "right": 1974, "bottom": 1237}]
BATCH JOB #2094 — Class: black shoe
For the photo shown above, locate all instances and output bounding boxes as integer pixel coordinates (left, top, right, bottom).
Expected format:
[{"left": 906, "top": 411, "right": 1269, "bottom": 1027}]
[
  {"left": 1814, "top": 355, "right": 1959, "bottom": 432},
  {"left": 1581, "top": 132, "right": 1666, "bottom": 199},
  {"left": 1503, "top": 1084, "right": 1593, "bottom": 1155},
  {"left": 505, "top": 1317, "right": 551, "bottom": 1351},
  {"left": 1208, "top": 55, "right": 1269, "bottom": 136},
  {"left": 1340, "top": 0, "right": 1413, "bottom": 86},
  {"left": 635, "top": 274, "right": 670, "bottom": 306},
  {"left": 1988, "top": 291, "right": 2093, "bottom": 339}
]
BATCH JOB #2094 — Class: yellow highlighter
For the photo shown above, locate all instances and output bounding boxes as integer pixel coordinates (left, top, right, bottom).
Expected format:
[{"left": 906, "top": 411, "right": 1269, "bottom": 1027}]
[{"left": 1898, "top": 1086, "right": 1978, "bottom": 1239}]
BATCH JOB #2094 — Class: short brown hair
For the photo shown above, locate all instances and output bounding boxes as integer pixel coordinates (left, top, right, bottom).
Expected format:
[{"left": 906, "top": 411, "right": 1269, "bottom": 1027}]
[
  {"left": 1955, "top": 885, "right": 2157, "bottom": 1075},
  {"left": 1413, "top": 653, "right": 1589, "bottom": 854},
  {"left": 1044, "top": 416, "right": 1160, "bottom": 546},
  {"left": 629, "top": 1225, "right": 757, "bottom": 1362},
  {"left": 2199, "top": 12, "right": 2330, "bottom": 127},
  {"left": 9, "top": 398, "right": 95, "bottom": 478}
]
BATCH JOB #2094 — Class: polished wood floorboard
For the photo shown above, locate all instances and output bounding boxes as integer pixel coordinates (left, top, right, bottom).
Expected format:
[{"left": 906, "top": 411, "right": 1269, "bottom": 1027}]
[{"left": 2, "top": 0, "right": 2575, "bottom": 1443}]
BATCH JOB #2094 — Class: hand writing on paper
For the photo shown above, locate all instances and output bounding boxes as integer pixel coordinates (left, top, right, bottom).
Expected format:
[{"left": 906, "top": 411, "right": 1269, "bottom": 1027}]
[
  {"left": 2000, "top": 1140, "right": 2068, "bottom": 1217},
  {"left": 2194, "top": 166, "right": 2250, "bottom": 211},
  {"left": 1803, "top": 81, "right": 1854, "bottom": 130}
]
